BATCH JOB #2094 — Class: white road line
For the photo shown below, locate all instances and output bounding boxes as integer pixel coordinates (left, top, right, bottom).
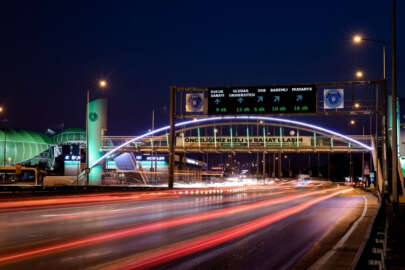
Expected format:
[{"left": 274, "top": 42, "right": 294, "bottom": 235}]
[{"left": 308, "top": 195, "right": 368, "bottom": 270}]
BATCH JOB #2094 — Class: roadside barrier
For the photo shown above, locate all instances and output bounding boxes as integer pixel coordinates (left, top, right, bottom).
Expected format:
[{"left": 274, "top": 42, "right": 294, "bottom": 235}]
[{"left": 355, "top": 197, "right": 387, "bottom": 270}]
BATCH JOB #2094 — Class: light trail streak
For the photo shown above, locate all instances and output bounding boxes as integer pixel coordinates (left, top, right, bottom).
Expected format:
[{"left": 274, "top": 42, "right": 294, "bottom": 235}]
[
  {"left": 0, "top": 187, "right": 342, "bottom": 265},
  {"left": 0, "top": 192, "right": 179, "bottom": 212},
  {"left": 103, "top": 188, "right": 352, "bottom": 270},
  {"left": 0, "top": 185, "right": 249, "bottom": 211},
  {"left": 0, "top": 188, "right": 295, "bottom": 229},
  {"left": 0, "top": 184, "right": 294, "bottom": 212}
]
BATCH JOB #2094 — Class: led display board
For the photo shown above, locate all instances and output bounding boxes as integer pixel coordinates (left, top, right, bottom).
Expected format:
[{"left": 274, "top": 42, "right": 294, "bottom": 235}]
[{"left": 208, "top": 85, "right": 316, "bottom": 115}]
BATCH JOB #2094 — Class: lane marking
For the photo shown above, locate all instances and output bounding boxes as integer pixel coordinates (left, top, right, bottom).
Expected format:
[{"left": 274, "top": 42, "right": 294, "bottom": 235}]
[{"left": 308, "top": 195, "right": 367, "bottom": 270}]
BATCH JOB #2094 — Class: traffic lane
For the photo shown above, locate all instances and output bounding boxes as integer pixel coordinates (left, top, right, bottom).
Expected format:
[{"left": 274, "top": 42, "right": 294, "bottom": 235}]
[
  {"left": 0, "top": 184, "right": 295, "bottom": 212},
  {"left": 1, "top": 195, "right": 322, "bottom": 270},
  {"left": 0, "top": 191, "right": 183, "bottom": 211},
  {"left": 0, "top": 189, "right": 345, "bottom": 270},
  {"left": 0, "top": 182, "right": 297, "bottom": 210},
  {"left": 155, "top": 194, "right": 364, "bottom": 270},
  {"left": 0, "top": 186, "right": 296, "bottom": 227},
  {"left": 0, "top": 188, "right": 313, "bottom": 254},
  {"left": 0, "top": 184, "right": 314, "bottom": 228},
  {"left": 2, "top": 186, "right": 324, "bottom": 258}
]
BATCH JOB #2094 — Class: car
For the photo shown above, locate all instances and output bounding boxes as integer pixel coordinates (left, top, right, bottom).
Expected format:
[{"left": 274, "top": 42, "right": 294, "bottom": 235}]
[{"left": 297, "top": 174, "right": 311, "bottom": 182}]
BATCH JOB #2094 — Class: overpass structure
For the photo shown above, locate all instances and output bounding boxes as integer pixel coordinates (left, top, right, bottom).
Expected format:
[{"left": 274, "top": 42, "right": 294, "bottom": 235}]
[{"left": 101, "top": 119, "right": 373, "bottom": 154}]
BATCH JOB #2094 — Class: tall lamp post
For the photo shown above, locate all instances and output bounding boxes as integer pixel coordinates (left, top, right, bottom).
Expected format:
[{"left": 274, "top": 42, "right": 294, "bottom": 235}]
[
  {"left": 0, "top": 106, "right": 6, "bottom": 168},
  {"left": 86, "top": 80, "right": 107, "bottom": 185},
  {"left": 353, "top": 34, "right": 388, "bottom": 194}
]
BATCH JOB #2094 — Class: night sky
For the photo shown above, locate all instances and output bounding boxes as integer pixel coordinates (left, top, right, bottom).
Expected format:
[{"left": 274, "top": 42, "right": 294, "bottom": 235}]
[{"left": 2, "top": 0, "right": 404, "bottom": 135}]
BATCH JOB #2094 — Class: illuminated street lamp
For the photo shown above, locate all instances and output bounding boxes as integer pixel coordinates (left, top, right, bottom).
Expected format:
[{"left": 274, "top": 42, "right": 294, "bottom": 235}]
[
  {"left": 352, "top": 34, "right": 386, "bottom": 80},
  {"left": 354, "top": 102, "right": 361, "bottom": 109},
  {"left": 355, "top": 70, "right": 364, "bottom": 79},
  {"left": 350, "top": 119, "right": 356, "bottom": 125},
  {"left": 99, "top": 80, "right": 107, "bottom": 88},
  {"left": 353, "top": 35, "right": 362, "bottom": 43},
  {"left": 0, "top": 106, "right": 3, "bottom": 113}
]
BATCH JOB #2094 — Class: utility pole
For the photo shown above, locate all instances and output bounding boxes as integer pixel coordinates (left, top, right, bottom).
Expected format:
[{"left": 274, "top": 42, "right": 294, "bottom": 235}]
[
  {"left": 262, "top": 152, "right": 266, "bottom": 178},
  {"left": 2, "top": 129, "right": 5, "bottom": 183}
]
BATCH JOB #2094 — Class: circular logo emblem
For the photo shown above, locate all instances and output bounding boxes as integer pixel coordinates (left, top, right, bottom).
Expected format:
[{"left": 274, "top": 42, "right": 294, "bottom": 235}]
[
  {"left": 188, "top": 94, "right": 203, "bottom": 110},
  {"left": 325, "top": 90, "right": 343, "bottom": 108},
  {"left": 89, "top": 112, "right": 98, "bottom": 122}
]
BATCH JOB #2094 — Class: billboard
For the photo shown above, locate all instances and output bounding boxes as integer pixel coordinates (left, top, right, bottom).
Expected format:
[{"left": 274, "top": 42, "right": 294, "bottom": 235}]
[
  {"left": 207, "top": 85, "right": 316, "bottom": 115},
  {"left": 176, "top": 136, "right": 312, "bottom": 147}
]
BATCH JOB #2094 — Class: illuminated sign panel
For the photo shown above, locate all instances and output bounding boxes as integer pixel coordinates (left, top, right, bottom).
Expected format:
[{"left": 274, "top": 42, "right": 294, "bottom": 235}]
[
  {"left": 208, "top": 85, "right": 316, "bottom": 115},
  {"left": 176, "top": 136, "right": 312, "bottom": 147}
]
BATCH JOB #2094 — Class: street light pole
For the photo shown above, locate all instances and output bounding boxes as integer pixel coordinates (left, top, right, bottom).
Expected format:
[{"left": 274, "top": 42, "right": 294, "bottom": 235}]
[
  {"left": 353, "top": 34, "right": 388, "bottom": 194},
  {"left": 0, "top": 108, "right": 5, "bottom": 168},
  {"left": 86, "top": 89, "right": 90, "bottom": 186},
  {"left": 2, "top": 130, "right": 5, "bottom": 183}
]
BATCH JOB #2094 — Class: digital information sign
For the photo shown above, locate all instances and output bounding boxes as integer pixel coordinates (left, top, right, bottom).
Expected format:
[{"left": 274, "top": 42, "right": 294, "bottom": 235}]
[{"left": 207, "top": 85, "right": 317, "bottom": 115}]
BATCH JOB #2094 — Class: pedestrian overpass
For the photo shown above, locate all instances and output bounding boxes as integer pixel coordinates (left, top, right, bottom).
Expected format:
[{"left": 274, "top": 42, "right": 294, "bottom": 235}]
[
  {"left": 101, "top": 119, "right": 373, "bottom": 154},
  {"left": 95, "top": 116, "right": 375, "bottom": 171}
]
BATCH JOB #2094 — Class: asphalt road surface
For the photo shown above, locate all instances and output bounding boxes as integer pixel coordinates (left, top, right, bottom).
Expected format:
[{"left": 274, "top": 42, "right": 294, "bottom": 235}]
[{"left": 0, "top": 181, "right": 365, "bottom": 270}]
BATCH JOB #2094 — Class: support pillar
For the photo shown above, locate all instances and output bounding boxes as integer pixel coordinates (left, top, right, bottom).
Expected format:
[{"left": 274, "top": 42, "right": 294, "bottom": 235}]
[{"left": 168, "top": 86, "right": 176, "bottom": 188}]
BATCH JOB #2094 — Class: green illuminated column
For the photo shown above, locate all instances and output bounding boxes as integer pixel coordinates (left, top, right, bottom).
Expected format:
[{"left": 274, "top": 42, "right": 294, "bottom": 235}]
[
  {"left": 88, "top": 98, "right": 108, "bottom": 184},
  {"left": 388, "top": 96, "right": 401, "bottom": 155},
  {"left": 230, "top": 127, "right": 233, "bottom": 148},
  {"left": 197, "top": 128, "right": 201, "bottom": 150}
]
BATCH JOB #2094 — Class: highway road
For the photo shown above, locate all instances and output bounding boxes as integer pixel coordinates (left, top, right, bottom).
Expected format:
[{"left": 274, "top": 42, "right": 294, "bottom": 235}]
[{"left": 0, "top": 182, "right": 366, "bottom": 270}]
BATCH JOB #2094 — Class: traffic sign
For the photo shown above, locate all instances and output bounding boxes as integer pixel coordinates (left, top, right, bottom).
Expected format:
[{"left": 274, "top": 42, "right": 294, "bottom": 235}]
[
  {"left": 207, "top": 85, "right": 316, "bottom": 115},
  {"left": 185, "top": 93, "right": 204, "bottom": 112},
  {"left": 323, "top": 89, "right": 344, "bottom": 109}
]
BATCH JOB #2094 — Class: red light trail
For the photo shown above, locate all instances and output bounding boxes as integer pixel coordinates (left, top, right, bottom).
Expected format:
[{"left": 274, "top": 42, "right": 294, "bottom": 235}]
[
  {"left": 0, "top": 188, "right": 294, "bottom": 229},
  {"left": 103, "top": 189, "right": 350, "bottom": 270},
  {"left": 0, "top": 187, "right": 343, "bottom": 265}
]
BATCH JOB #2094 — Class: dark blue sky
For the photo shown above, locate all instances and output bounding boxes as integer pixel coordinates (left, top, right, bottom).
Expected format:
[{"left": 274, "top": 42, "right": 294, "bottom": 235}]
[{"left": 2, "top": 0, "right": 404, "bottom": 135}]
